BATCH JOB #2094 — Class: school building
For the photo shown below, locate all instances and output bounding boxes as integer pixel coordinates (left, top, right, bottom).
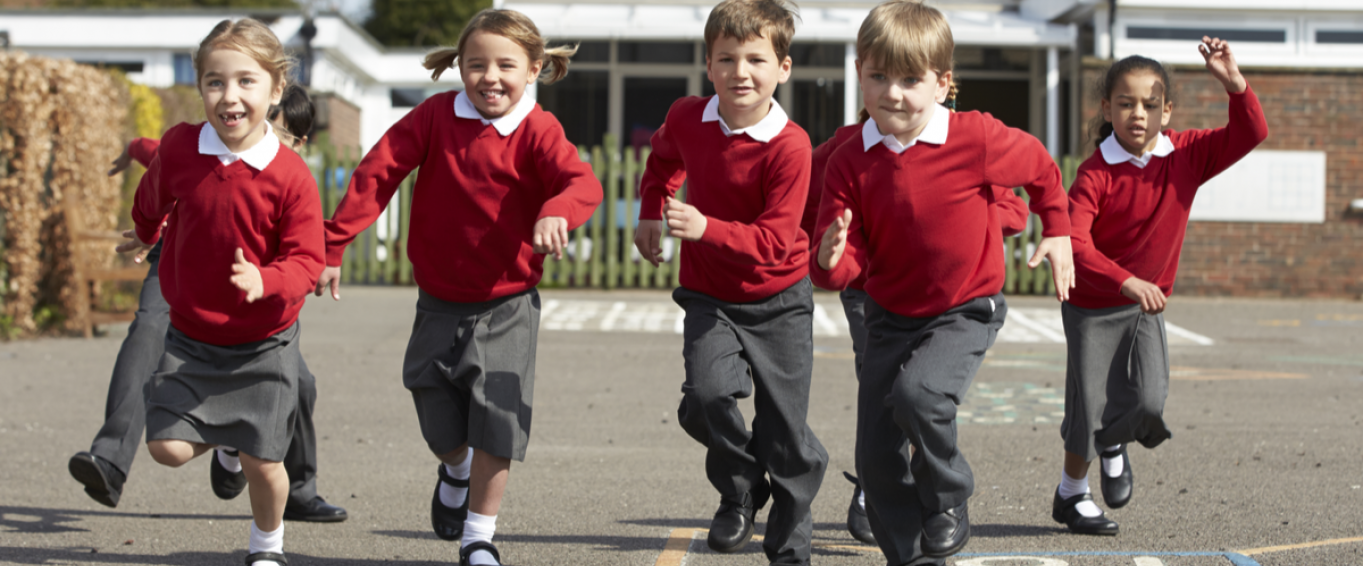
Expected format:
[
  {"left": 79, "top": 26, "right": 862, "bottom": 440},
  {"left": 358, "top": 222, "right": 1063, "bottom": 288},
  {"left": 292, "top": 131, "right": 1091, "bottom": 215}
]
[{"left": 1, "top": 0, "right": 1360, "bottom": 298}]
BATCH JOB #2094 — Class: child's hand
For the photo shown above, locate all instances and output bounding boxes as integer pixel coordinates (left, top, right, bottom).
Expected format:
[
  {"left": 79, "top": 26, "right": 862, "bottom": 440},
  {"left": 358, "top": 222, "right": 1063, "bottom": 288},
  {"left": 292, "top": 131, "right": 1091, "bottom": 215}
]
[
  {"left": 230, "top": 248, "right": 265, "bottom": 303},
  {"left": 1200, "top": 37, "right": 1246, "bottom": 94},
  {"left": 634, "top": 220, "right": 665, "bottom": 267},
  {"left": 115, "top": 230, "right": 155, "bottom": 263},
  {"left": 818, "top": 209, "right": 853, "bottom": 271},
  {"left": 315, "top": 265, "right": 342, "bottom": 301},
  {"left": 664, "top": 197, "right": 708, "bottom": 242},
  {"left": 1120, "top": 276, "right": 1167, "bottom": 314},
  {"left": 1029, "top": 236, "right": 1075, "bottom": 302},
  {"left": 108, "top": 142, "right": 133, "bottom": 177},
  {"left": 533, "top": 216, "right": 569, "bottom": 260}
]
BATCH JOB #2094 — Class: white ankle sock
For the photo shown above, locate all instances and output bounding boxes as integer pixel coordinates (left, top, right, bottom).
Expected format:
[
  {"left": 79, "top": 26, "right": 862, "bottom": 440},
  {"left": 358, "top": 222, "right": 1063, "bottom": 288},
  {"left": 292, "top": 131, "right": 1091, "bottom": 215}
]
[
  {"left": 1057, "top": 471, "right": 1102, "bottom": 518},
  {"left": 462, "top": 511, "right": 498, "bottom": 565},
  {"left": 1101, "top": 444, "right": 1124, "bottom": 478},
  {"left": 217, "top": 448, "right": 242, "bottom": 473},
  {"left": 439, "top": 449, "right": 473, "bottom": 508},
  {"left": 248, "top": 521, "right": 284, "bottom": 565}
]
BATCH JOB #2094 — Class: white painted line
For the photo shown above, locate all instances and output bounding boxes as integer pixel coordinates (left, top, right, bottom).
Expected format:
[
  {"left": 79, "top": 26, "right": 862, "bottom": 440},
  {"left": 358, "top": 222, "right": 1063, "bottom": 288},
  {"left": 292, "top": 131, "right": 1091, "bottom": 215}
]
[
  {"left": 1165, "top": 321, "right": 1215, "bottom": 345},
  {"left": 599, "top": 301, "right": 627, "bottom": 331},
  {"left": 1134, "top": 557, "right": 1165, "bottom": 566},
  {"left": 812, "top": 303, "right": 840, "bottom": 337},
  {"left": 540, "top": 299, "right": 560, "bottom": 321},
  {"left": 1006, "top": 309, "right": 1068, "bottom": 344},
  {"left": 673, "top": 309, "right": 685, "bottom": 334}
]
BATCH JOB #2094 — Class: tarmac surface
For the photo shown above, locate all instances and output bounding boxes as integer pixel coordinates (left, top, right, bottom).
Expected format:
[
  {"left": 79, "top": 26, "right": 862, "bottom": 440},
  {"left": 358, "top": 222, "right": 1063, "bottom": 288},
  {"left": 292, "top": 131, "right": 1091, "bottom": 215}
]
[{"left": 4, "top": 287, "right": 1363, "bottom": 566}]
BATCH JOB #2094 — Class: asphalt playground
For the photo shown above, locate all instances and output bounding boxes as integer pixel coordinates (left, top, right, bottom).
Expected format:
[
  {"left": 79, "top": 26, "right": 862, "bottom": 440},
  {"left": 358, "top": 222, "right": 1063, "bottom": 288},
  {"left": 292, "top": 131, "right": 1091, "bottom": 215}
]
[{"left": 4, "top": 287, "right": 1363, "bottom": 566}]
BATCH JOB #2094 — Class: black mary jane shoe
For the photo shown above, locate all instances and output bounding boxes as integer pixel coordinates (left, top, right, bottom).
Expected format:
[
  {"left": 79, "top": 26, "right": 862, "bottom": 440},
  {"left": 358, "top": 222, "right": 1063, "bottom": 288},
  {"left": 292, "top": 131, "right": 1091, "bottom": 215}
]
[
  {"left": 69, "top": 452, "right": 125, "bottom": 508},
  {"left": 459, "top": 540, "right": 502, "bottom": 566},
  {"left": 432, "top": 464, "right": 471, "bottom": 541},
  {"left": 920, "top": 503, "right": 969, "bottom": 558},
  {"left": 244, "top": 551, "right": 287, "bottom": 565},
  {"left": 706, "top": 479, "right": 770, "bottom": 553},
  {"left": 1099, "top": 445, "right": 1133, "bottom": 509},
  {"left": 284, "top": 496, "right": 349, "bottom": 523},
  {"left": 842, "top": 472, "right": 876, "bottom": 545},
  {"left": 1051, "top": 489, "right": 1119, "bottom": 535},
  {"left": 210, "top": 449, "right": 247, "bottom": 500}
]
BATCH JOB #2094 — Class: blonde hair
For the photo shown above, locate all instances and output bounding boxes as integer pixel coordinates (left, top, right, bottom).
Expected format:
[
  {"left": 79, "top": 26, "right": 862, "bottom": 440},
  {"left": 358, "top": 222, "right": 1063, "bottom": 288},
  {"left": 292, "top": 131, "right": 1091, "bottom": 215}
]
[
  {"left": 422, "top": 9, "right": 577, "bottom": 85},
  {"left": 856, "top": 0, "right": 953, "bottom": 82},
  {"left": 705, "top": 0, "right": 799, "bottom": 62},
  {"left": 194, "top": 19, "right": 294, "bottom": 89}
]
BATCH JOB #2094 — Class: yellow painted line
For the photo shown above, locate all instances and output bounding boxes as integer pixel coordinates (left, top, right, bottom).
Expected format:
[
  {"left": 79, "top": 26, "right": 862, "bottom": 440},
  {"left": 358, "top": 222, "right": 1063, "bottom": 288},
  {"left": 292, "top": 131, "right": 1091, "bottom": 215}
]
[
  {"left": 654, "top": 528, "right": 702, "bottom": 566},
  {"left": 1170, "top": 366, "right": 1308, "bottom": 381},
  {"left": 1238, "top": 535, "right": 1363, "bottom": 556}
]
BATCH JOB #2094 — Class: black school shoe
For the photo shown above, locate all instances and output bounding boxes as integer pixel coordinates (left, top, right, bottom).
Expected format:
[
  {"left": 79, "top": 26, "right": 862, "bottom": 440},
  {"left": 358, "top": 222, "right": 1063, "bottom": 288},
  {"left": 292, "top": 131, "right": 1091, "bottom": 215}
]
[
  {"left": 1099, "top": 445, "right": 1134, "bottom": 509},
  {"left": 1051, "top": 489, "right": 1119, "bottom": 535},
  {"left": 244, "top": 551, "right": 287, "bottom": 565},
  {"left": 68, "top": 452, "right": 126, "bottom": 508},
  {"left": 842, "top": 472, "right": 876, "bottom": 545},
  {"left": 920, "top": 503, "right": 969, "bottom": 558},
  {"left": 432, "top": 464, "right": 471, "bottom": 541},
  {"left": 284, "top": 496, "right": 349, "bottom": 522},
  {"left": 707, "top": 479, "right": 771, "bottom": 553},
  {"left": 210, "top": 449, "right": 248, "bottom": 500},
  {"left": 459, "top": 541, "right": 501, "bottom": 566}
]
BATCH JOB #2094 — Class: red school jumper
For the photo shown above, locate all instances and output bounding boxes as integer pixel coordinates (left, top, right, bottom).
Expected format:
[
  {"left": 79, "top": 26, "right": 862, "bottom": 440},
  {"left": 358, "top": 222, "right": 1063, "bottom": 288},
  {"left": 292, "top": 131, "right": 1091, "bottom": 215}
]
[
  {"left": 639, "top": 96, "right": 812, "bottom": 303},
  {"left": 323, "top": 91, "right": 602, "bottom": 303},
  {"left": 1067, "top": 87, "right": 1268, "bottom": 309},
  {"left": 809, "top": 111, "right": 1070, "bottom": 318},
  {"left": 131, "top": 122, "right": 325, "bottom": 346}
]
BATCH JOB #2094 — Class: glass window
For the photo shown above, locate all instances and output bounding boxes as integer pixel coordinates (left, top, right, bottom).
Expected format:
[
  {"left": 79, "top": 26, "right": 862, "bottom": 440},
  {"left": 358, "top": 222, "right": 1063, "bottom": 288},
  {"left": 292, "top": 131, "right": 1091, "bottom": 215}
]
[
  {"left": 173, "top": 53, "right": 195, "bottom": 85},
  {"left": 791, "top": 78, "right": 844, "bottom": 148},
  {"left": 954, "top": 48, "right": 1031, "bottom": 71},
  {"left": 1127, "top": 27, "right": 1286, "bottom": 43},
  {"left": 77, "top": 61, "right": 144, "bottom": 74},
  {"left": 559, "top": 41, "right": 610, "bottom": 63},
  {"left": 619, "top": 42, "right": 694, "bottom": 64},
  {"left": 787, "top": 43, "right": 844, "bottom": 68},
  {"left": 390, "top": 88, "right": 426, "bottom": 108},
  {"left": 1317, "top": 31, "right": 1363, "bottom": 44},
  {"left": 537, "top": 70, "right": 609, "bottom": 147},
  {"left": 624, "top": 77, "right": 688, "bottom": 152},
  {"left": 954, "top": 78, "right": 1030, "bottom": 132}
]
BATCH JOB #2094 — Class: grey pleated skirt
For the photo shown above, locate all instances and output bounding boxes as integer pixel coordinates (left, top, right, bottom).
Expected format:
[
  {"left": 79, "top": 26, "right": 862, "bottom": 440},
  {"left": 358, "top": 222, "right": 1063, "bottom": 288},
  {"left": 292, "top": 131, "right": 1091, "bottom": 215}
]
[{"left": 145, "top": 322, "right": 303, "bottom": 462}]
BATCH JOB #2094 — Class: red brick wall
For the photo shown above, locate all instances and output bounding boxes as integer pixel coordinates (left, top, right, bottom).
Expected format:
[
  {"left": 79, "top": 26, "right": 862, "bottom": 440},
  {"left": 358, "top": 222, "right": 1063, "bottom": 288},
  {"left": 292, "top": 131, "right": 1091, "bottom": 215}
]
[{"left": 1080, "top": 61, "right": 1363, "bottom": 298}]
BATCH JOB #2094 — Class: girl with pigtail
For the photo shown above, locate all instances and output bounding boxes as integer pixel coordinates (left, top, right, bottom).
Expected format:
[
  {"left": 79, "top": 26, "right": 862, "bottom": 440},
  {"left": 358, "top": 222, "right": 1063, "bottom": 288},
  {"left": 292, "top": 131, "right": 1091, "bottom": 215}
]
[{"left": 315, "top": 9, "right": 602, "bottom": 566}]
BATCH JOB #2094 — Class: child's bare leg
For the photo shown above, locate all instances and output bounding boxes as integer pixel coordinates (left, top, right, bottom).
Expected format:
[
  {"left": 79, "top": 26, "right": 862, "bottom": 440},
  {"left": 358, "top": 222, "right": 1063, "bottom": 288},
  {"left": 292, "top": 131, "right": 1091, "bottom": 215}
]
[
  {"left": 147, "top": 439, "right": 213, "bottom": 467},
  {"left": 241, "top": 453, "right": 288, "bottom": 532},
  {"left": 1063, "top": 450, "right": 1091, "bottom": 480}
]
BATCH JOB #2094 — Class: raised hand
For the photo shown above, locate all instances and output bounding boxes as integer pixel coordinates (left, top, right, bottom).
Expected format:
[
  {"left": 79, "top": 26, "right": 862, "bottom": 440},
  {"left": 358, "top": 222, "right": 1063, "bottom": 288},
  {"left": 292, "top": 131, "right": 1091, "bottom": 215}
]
[
  {"left": 533, "top": 216, "right": 570, "bottom": 260},
  {"left": 817, "top": 208, "right": 853, "bottom": 271},
  {"left": 314, "top": 265, "right": 342, "bottom": 301},
  {"left": 664, "top": 197, "right": 708, "bottom": 242},
  {"left": 634, "top": 219, "right": 665, "bottom": 267},
  {"left": 1200, "top": 36, "right": 1246, "bottom": 94},
  {"left": 108, "top": 142, "right": 134, "bottom": 177},
  {"left": 1029, "top": 236, "right": 1075, "bottom": 302},
  {"left": 230, "top": 248, "right": 264, "bottom": 303},
  {"left": 1120, "top": 276, "right": 1167, "bottom": 314},
  {"left": 115, "top": 229, "right": 155, "bottom": 263}
]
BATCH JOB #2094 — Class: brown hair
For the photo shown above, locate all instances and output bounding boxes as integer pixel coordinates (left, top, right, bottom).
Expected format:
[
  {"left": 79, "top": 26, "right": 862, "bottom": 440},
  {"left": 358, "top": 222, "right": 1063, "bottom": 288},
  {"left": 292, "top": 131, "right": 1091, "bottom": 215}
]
[
  {"left": 704, "top": 0, "right": 800, "bottom": 62},
  {"left": 422, "top": 9, "right": 577, "bottom": 85},
  {"left": 856, "top": 0, "right": 953, "bottom": 81},
  {"left": 194, "top": 19, "right": 294, "bottom": 90}
]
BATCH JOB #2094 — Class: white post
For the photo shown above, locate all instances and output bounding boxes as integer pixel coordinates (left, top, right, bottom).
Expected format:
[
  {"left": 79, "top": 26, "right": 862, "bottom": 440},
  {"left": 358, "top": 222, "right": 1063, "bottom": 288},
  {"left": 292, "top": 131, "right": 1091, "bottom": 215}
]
[
  {"left": 1046, "top": 47, "right": 1060, "bottom": 158},
  {"left": 1094, "top": 3, "right": 1111, "bottom": 59},
  {"left": 844, "top": 42, "right": 857, "bottom": 125}
]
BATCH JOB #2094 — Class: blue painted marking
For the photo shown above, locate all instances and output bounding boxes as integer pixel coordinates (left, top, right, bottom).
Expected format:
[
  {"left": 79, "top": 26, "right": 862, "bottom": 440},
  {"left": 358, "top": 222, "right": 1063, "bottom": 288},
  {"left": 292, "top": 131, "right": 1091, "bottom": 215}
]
[{"left": 954, "top": 551, "right": 1260, "bottom": 565}]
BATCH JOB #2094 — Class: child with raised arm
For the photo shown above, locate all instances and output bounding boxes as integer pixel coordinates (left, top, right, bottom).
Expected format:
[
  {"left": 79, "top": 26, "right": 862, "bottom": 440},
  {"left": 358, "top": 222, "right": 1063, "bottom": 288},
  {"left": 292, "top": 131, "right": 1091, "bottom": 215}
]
[
  {"left": 118, "top": 19, "right": 325, "bottom": 566},
  {"left": 1050, "top": 38, "right": 1267, "bottom": 536},
  {"left": 313, "top": 9, "right": 601, "bottom": 565},
  {"left": 633, "top": 1, "right": 827, "bottom": 563},
  {"left": 811, "top": 1, "right": 1073, "bottom": 562}
]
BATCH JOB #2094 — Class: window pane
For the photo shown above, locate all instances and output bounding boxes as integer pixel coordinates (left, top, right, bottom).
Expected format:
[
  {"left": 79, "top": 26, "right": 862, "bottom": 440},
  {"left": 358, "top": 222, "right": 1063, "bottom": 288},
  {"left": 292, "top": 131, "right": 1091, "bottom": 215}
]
[
  {"left": 173, "top": 53, "right": 195, "bottom": 85},
  {"left": 1127, "top": 27, "right": 1286, "bottom": 43},
  {"left": 955, "top": 78, "right": 1030, "bottom": 132},
  {"left": 619, "top": 42, "right": 694, "bottom": 63},
  {"left": 954, "top": 48, "right": 1031, "bottom": 71},
  {"left": 1318, "top": 30, "right": 1363, "bottom": 44},
  {"left": 554, "top": 41, "right": 610, "bottom": 62},
  {"left": 788, "top": 43, "right": 844, "bottom": 67},
  {"left": 624, "top": 77, "right": 688, "bottom": 151},
  {"left": 390, "top": 88, "right": 426, "bottom": 108},
  {"left": 537, "top": 70, "right": 609, "bottom": 147},
  {"left": 791, "top": 78, "right": 844, "bottom": 147}
]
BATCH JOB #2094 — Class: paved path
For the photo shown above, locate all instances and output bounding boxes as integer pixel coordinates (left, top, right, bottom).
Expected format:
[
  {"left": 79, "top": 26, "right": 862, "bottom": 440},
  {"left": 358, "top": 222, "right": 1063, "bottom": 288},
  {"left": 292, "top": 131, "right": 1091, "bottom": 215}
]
[{"left": 3, "top": 288, "right": 1363, "bottom": 566}]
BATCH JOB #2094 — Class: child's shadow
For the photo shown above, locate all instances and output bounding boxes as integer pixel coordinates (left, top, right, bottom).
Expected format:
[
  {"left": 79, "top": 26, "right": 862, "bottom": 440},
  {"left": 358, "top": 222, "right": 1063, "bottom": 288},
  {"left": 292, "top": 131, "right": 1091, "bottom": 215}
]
[
  {"left": 0, "top": 505, "right": 248, "bottom": 535},
  {"left": 0, "top": 547, "right": 446, "bottom": 566}
]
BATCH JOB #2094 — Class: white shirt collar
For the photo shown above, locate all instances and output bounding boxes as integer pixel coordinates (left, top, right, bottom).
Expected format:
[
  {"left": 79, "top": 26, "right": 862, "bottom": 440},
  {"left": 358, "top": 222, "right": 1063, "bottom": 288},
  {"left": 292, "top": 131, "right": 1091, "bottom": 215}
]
[
  {"left": 455, "top": 90, "right": 535, "bottom": 136},
  {"left": 198, "top": 121, "right": 280, "bottom": 170},
  {"left": 1099, "top": 132, "right": 1175, "bottom": 168},
  {"left": 861, "top": 104, "right": 950, "bottom": 154},
  {"left": 700, "top": 95, "right": 789, "bottom": 143}
]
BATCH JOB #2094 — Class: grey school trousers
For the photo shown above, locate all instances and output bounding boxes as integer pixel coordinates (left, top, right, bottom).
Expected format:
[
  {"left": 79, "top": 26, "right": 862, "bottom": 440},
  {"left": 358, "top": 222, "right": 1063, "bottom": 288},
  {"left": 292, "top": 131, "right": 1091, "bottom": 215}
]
[
  {"left": 673, "top": 278, "right": 828, "bottom": 566},
  {"left": 85, "top": 242, "right": 323, "bottom": 505},
  {"left": 840, "top": 288, "right": 870, "bottom": 379},
  {"left": 858, "top": 294, "right": 1005, "bottom": 566}
]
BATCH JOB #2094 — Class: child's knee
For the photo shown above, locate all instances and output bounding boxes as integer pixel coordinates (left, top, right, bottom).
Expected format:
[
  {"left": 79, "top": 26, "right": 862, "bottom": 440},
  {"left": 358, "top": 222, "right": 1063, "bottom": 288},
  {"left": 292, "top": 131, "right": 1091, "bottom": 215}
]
[
  {"left": 147, "top": 440, "right": 192, "bottom": 467},
  {"left": 437, "top": 444, "right": 471, "bottom": 465}
]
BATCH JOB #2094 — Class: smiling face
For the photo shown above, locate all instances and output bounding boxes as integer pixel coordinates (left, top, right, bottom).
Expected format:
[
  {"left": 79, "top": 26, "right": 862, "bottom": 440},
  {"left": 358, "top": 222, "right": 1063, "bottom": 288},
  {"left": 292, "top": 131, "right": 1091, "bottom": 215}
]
[
  {"left": 857, "top": 57, "right": 951, "bottom": 144},
  {"left": 1102, "top": 70, "right": 1174, "bottom": 156},
  {"left": 706, "top": 34, "right": 792, "bottom": 130},
  {"left": 199, "top": 48, "right": 283, "bottom": 154},
  {"left": 459, "top": 30, "right": 542, "bottom": 119}
]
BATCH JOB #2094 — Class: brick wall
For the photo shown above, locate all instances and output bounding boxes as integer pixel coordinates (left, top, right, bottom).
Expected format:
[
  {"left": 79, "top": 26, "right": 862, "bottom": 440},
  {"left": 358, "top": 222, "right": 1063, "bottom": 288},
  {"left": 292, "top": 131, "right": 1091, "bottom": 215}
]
[
  {"left": 313, "top": 93, "right": 362, "bottom": 160},
  {"left": 1080, "top": 60, "right": 1363, "bottom": 298}
]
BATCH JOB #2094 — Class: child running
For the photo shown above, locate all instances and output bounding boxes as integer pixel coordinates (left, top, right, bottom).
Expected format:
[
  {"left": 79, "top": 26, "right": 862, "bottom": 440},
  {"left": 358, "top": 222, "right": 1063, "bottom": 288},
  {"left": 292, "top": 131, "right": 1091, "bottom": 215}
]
[
  {"left": 634, "top": 0, "right": 828, "bottom": 563},
  {"left": 73, "top": 84, "right": 345, "bottom": 523},
  {"left": 313, "top": 9, "right": 602, "bottom": 566},
  {"left": 1051, "top": 38, "right": 1267, "bottom": 535},
  {"left": 118, "top": 19, "right": 325, "bottom": 566},
  {"left": 811, "top": 1, "right": 1073, "bottom": 562}
]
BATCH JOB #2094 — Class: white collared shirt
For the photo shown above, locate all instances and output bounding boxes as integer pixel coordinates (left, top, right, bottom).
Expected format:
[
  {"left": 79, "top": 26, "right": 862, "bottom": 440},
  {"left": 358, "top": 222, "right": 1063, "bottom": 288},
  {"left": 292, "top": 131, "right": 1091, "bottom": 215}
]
[
  {"left": 1099, "top": 132, "right": 1175, "bottom": 169},
  {"left": 862, "top": 104, "right": 950, "bottom": 154},
  {"left": 198, "top": 121, "right": 280, "bottom": 170},
  {"left": 454, "top": 90, "right": 536, "bottom": 136},
  {"left": 700, "top": 95, "right": 789, "bottom": 143}
]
